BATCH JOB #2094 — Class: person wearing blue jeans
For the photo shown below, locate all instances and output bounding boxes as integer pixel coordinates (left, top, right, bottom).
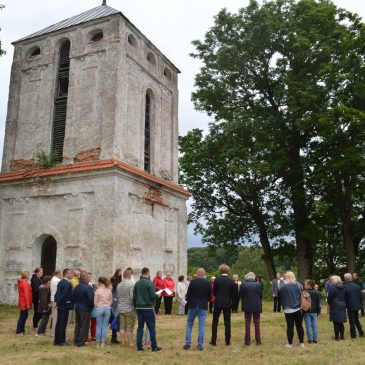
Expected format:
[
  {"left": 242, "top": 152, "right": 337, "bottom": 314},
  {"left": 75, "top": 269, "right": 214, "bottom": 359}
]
[
  {"left": 133, "top": 267, "right": 163, "bottom": 352},
  {"left": 16, "top": 310, "right": 29, "bottom": 334},
  {"left": 183, "top": 268, "right": 212, "bottom": 351},
  {"left": 303, "top": 280, "right": 321, "bottom": 343},
  {"left": 136, "top": 309, "right": 157, "bottom": 350},
  {"left": 185, "top": 307, "right": 208, "bottom": 349},
  {"left": 304, "top": 312, "right": 318, "bottom": 342},
  {"left": 96, "top": 307, "right": 111, "bottom": 345},
  {"left": 94, "top": 277, "right": 113, "bottom": 347}
]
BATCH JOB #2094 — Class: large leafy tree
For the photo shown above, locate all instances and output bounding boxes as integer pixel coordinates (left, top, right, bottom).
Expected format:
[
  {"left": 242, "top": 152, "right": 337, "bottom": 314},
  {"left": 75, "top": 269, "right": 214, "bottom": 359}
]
[{"left": 181, "top": 0, "right": 365, "bottom": 280}]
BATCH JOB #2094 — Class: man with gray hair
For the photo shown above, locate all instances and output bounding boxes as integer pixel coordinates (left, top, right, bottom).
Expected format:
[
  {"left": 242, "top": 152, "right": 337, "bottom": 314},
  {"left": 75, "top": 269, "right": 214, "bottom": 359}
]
[
  {"left": 344, "top": 273, "right": 364, "bottom": 338},
  {"left": 240, "top": 272, "right": 263, "bottom": 346},
  {"left": 72, "top": 272, "right": 94, "bottom": 346},
  {"left": 183, "top": 268, "right": 211, "bottom": 351}
]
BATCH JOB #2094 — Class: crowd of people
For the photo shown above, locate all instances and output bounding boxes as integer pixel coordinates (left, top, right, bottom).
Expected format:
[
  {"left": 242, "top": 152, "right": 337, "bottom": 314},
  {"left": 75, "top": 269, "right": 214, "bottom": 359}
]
[{"left": 15, "top": 264, "right": 365, "bottom": 352}]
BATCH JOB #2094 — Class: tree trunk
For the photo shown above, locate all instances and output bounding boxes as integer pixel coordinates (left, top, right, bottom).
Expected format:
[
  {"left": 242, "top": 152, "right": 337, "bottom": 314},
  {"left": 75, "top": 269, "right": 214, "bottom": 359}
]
[
  {"left": 339, "top": 177, "right": 356, "bottom": 273},
  {"left": 251, "top": 193, "right": 277, "bottom": 280},
  {"left": 283, "top": 142, "right": 313, "bottom": 282}
]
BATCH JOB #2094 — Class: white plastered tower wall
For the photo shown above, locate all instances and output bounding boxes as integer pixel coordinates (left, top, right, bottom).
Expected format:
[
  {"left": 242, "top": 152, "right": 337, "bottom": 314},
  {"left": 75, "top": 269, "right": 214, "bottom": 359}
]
[{"left": 0, "top": 5, "right": 188, "bottom": 304}]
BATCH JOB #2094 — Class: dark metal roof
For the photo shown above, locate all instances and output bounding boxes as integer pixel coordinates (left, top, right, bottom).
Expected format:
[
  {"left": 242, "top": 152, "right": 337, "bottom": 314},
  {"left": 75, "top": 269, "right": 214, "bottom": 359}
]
[
  {"left": 12, "top": 4, "right": 180, "bottom": 73},
  {"left": 13, "top": 5, "right": 120, "bottom": 44}
]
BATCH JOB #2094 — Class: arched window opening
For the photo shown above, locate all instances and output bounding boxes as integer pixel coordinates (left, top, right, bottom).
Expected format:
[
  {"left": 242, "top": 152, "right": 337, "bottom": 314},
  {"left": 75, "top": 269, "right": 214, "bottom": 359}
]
[
  {"left": 144, "top": 93, "right": 151, "bottom": 173},
  {"left": 29, "top": 47, "right": 41, "bottom": 57},
  {"left": 41, "top": 236, "right": 57, "bottom": 276},
  {"left": 147, "top": 52, "right": 156, "bottom": 66},
  {"left": 128, "top": 34, "right": 137, "bottom": 47},
  {"left": 163, "top": 67, "right": 172, "bottom": 80},
  {"left": 52, "top": 40, "right": 70, "bottom": 162},
  {"left": 90, "top": 31, "right": 103, "bottom": 42}
]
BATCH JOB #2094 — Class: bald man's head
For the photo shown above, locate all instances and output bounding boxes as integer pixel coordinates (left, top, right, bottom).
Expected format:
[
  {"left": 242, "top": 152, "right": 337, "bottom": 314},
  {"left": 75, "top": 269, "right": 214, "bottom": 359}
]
[{"left": 197, "top": 268, "right": 206, "bottom": 277}]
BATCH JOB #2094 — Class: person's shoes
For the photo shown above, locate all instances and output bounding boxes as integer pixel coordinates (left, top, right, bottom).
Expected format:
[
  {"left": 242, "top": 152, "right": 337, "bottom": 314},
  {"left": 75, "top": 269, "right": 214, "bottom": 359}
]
[
  {"left": 137, "top": 348, "right": 144, "bottom": 352},
  {"left": 300, "top": 343, "right": 305, "bottom": 348},
  {"left": 209, "top": 341, "right": 216, "bottom": 346},
  {"left": 183, "top": 345, "right": 190, "bottom": 350},
  {"left": 359, "top": 333, "right": 364, "bottom": 337},
  {"left": 308, "top": 340, "right": 312, "bottom": 344},
  {"left": 312, "top": 340, "right": 317, "bottom": 343},
  {"left": 111, "top": 338, "right": 120, "bottom": 344},
  {"left": 225, "top": 342, "right": 230, "bottom": 346},
  {"left": 16, "top": 333, "right": 24, "bottom": 336},
  {"left": 286, "top": 344, "right": 292, "bottom": 348},
  {"left": 197, "top": 345, "right": 203, "bottom": 351},
  {"left": 152, "top": 346, "right": 163, "bottom": 353}
]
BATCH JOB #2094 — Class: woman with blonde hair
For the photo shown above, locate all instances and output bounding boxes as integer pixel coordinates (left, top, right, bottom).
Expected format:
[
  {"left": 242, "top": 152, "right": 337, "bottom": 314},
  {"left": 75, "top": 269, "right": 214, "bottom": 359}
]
[
  {"left": 278, "top": 271, "right": 305, "bottom": 348},
  {"left": 16, "top": 271, "right": 32, "bottom": 336},
  {"left": 327, "top": 275, "right": 346, "bottom": 340}
]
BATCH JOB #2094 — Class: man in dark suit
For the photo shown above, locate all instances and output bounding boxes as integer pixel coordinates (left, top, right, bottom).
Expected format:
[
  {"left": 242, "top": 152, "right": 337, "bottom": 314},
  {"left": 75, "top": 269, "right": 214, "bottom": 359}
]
[
  {"left": 73, "top": 272, "right": 94, "bottom": 346},
  {"left": 271, "top": 273, "right": 283, "bottom": 312},
  {"left": 183, "top": 268, "right": 211, "bottom": 351},
  {"left": 344, "top": 273, "right": 364, "bottom": 338},
  {"left": 353, "top": 273, "right": 365, "bottom": 316},
  {"left": 240, "top": 272, "right": 263, "bottom": 346},
  {"left": 54, "top": 268, "right": 74, "bottom": 346},
  {"left": 210, "top": 264, "right": 235, "bottom": 346}
]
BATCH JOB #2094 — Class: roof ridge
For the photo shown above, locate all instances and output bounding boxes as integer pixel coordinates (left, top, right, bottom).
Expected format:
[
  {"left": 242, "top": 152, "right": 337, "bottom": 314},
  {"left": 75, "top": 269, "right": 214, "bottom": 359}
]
[{"left": 13, "top": 5, "right": 120, "bottom": 44}]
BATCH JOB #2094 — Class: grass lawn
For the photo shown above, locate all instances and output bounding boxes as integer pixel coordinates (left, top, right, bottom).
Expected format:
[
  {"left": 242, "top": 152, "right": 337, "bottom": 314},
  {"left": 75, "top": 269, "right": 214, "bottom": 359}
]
[{"left": 1, "top": 301, "right": 364, "bottom": 365}]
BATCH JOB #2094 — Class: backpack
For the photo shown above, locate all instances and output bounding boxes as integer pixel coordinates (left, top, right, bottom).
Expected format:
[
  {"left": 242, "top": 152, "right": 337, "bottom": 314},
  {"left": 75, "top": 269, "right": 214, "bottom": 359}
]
[{"left": 300, "top": 290, "right": 311, "bottom": 311}]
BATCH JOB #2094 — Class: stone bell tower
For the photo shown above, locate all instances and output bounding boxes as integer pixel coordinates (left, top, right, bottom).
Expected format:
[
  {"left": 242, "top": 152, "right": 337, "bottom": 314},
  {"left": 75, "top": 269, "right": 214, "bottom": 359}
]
[{"left": 0, "top": 2, "right": 189, "bottom": 304}]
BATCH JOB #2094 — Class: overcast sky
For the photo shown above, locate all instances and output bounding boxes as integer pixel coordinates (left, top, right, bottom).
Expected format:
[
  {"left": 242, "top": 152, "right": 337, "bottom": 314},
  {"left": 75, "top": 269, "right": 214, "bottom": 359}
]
[{"left": 1, "top": 0, "right": 365, "bottom": 247}]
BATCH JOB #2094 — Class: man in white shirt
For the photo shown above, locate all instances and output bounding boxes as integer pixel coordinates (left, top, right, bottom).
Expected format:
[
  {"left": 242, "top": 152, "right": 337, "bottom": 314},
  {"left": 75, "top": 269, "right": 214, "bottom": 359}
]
[{"left": 50, "top": 270, "right": 62, "bottom": 337}]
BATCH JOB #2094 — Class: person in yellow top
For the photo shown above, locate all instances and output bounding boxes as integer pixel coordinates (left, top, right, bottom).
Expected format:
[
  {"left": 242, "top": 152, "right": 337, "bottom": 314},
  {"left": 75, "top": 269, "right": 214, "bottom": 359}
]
[{"left": 71, "top": 270, "right": 80, "bottom": 288}]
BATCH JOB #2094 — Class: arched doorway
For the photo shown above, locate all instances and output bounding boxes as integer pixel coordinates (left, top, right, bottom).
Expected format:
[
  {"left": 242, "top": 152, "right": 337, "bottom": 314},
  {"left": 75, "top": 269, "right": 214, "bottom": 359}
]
[{"left": 41, "top": 236, "right": 57, "bottom": 276}]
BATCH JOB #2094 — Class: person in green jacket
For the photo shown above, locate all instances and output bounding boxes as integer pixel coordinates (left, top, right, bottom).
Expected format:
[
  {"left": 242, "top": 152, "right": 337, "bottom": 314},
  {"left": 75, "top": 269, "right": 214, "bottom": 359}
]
[{"left": 133, "top": 267, "right": 163, "bottom": 352}]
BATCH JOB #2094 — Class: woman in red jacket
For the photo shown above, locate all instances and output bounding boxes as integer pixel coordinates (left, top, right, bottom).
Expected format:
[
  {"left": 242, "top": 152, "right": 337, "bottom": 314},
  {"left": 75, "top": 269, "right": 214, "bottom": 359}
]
[
  {"left": 153, "top": 271, "right": 164, "bottom": 315},
  {"left": 163, "top": 272, "right": 175, "bottom": 315},
  {"left": 16, "top": 271, "right": 32, "bottom": 335}
]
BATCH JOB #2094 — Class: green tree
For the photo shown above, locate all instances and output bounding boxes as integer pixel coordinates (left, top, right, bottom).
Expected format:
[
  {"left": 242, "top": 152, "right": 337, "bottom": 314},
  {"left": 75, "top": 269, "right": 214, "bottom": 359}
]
[
  {"left": 184, "top": 0, "right": 365, "bottom": 280},
  {"left": 0, "top": 5, "right": 5, "bottom": 57},
  {"left": 180, "top": 119, "right": 285, "bottom": 279},
  {"left": 311, "top": 107, "right": 365, "bottom": 272}
]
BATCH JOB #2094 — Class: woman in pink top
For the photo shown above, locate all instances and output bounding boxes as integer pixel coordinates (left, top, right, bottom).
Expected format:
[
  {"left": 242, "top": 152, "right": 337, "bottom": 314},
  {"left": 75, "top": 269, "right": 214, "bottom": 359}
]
[
  {"left": 94, "top": 277, "right": 113, "bottom": 347},
  {"left": 163, "top": 272, "right": 175, "bottom": 315}
]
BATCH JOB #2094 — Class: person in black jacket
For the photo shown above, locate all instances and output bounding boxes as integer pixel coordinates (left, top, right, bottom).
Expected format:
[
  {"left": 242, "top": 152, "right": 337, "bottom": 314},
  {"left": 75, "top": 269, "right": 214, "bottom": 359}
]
[
  {"left": 36, "top": 275, "right": 52, "bottom": 336},
  {"left": 73, "top": 272, "right": 94, "bottom": 347},
  {"left": 353, "top": 273, "right": 365, "bottom": 317},
  {"left": 303, "top": 280, "right": 321, "bottom": 344},
  {"left": 210, "top": 264, "right": 235, "bottom": 346},
  {"left": 239, "top": 272, "right": 263, "bottom": 346},
  {"left": 344, "top": 273, "right": 364, "bottom": 338},
  {"left": 327, "top": 275, "right": 346, "bottom": 341},
  {"left": 183, "top": 268, "right": 212, "bottom": 351},
  {"left": 231, "top": 274, "right": 240, "bottom": 313},
  {"left": 54, "top": 268, "right": 74, "bottom": 346},
  {"left": 30, "top": 267, "right": 43, "bottom": 330}
]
